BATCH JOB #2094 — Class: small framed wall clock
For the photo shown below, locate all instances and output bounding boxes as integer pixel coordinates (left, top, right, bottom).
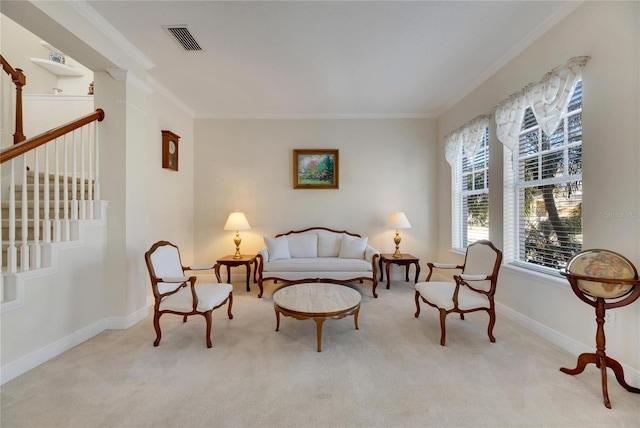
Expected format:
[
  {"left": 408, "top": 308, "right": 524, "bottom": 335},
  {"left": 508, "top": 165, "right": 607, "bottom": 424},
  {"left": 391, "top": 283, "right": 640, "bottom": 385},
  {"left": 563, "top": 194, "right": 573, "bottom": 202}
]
[{"left": 161, "top": 130, "right": 180, "bottom": 171}]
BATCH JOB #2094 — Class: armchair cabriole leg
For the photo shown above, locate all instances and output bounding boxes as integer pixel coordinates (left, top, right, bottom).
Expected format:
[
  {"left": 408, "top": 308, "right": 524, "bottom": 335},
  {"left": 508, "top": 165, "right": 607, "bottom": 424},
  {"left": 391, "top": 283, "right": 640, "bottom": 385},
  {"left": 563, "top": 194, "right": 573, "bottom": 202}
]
[
  {"left": 204, "top": 311, "right": 213, "bottom": 348},
  {"left": 227, "top": 293, "right": 234, "bottom": 319},
  {"left": 487, "top": 308, "right": 496, "bottom": 343},
  {"left": 439, "top": 309, "right": 447, "bottom": 346},
  {"left": 414, "top": 291, "right": 421, "bottom": 317},
  {"left": 153, "top": 312, "right": 162, "bottom": 347}
]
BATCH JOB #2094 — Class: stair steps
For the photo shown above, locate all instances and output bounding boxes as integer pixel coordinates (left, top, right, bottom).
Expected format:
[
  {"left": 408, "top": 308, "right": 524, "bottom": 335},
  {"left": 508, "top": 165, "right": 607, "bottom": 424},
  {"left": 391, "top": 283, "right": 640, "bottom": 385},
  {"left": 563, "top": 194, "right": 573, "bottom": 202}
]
[{"left": 2, "top": 171, "right": 95, "bottom": 272}]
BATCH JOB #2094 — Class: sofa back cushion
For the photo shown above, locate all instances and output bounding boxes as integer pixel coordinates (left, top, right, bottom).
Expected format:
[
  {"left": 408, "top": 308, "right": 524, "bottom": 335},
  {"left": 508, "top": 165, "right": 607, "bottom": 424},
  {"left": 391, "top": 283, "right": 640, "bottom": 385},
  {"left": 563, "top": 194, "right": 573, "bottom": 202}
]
[
  {"left": 338, "top": 235, "right": 368, "bottom": 259},
  {"left": 264, "top": 236, "right": 291, "bottom": 260},
  {"left": 318, "top": 233, "right": 342, "bottom": 257},
  {"left": 287, "top": 233, "right": 318, "bottom": 258}
]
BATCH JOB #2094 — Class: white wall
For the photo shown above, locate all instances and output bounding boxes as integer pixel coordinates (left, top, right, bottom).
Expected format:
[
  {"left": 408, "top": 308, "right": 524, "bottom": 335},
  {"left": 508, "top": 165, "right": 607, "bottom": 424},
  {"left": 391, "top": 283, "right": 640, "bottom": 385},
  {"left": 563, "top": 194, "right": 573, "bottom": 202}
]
[
  {"left": 0, "top": 14, "right": 93, "bottom": 97},
  {"left": 95, "top": 72, "right": 196, "bottom": 317},
  {"left": 0, "top": 220, "right": 109, "bottom": 381},
  {"left": 193, "top": 118, "right": 438, "bottom": 281},
  {"left": 436, "top": 1, "right": 640, "bottom": 377},
  {"left": 23, "top": 95, "right": 94, "bottom": 136},
  {"left": 145, "top": 92, "right": 196, "bottom": 264}
]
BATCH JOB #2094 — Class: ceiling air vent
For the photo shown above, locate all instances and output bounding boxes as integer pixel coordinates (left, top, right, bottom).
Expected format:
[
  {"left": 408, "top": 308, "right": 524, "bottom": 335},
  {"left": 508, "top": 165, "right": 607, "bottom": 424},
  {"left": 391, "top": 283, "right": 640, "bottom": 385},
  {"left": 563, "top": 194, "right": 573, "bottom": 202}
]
[{"left": 164, "top": 26, "right": 202, "bottom": 51}]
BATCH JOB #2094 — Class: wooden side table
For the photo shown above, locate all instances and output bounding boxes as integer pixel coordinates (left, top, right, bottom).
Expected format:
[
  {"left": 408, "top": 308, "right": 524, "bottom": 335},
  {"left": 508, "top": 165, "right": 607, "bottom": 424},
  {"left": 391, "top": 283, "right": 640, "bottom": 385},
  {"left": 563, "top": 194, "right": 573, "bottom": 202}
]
[
  {"left": 379, "top": 253, "right": 420, "bottom": 289},
  {"left": 215, "top": 255, "right": 257, "bottom": 292}
]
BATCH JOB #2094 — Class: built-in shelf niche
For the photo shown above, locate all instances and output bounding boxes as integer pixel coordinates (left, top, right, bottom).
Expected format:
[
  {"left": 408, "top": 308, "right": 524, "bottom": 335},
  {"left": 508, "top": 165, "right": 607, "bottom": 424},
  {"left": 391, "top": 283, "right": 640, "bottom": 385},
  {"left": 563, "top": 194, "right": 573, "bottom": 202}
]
[{"left": 31, "top": 58, "right": 84, "bottom": 77}]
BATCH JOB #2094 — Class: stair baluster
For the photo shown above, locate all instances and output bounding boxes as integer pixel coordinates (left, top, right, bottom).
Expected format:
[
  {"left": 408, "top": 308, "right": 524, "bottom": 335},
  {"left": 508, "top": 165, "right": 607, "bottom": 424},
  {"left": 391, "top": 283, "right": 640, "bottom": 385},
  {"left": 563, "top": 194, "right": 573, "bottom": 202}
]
[
  {"left": 31, "top": 146, "right": 41, "bottom": 269},
  {"left": 20, "top": 158, "right": 29, "bottom": 270}
]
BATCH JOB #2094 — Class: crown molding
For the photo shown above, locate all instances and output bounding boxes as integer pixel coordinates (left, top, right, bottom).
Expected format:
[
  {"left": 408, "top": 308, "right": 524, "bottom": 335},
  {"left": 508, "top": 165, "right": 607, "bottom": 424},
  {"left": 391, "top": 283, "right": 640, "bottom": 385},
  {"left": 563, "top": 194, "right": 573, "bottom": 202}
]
[
  {"left": 438, "top": 1, "right": 583, "bottom": 117},
  {"left": 67, "top": 0, "right": 155, "bottom": 71},
  {"left": 194, "top": 112, "right": 437, "bottom": 120},
  {"left": 106, "top": 68, "right": 154, "bottom": 96}
]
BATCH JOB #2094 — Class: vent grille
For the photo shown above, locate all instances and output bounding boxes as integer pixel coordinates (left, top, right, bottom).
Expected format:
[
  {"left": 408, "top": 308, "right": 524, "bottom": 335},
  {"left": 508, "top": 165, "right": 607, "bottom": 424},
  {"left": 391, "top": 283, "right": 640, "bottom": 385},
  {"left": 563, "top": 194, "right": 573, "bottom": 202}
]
[{"left": 164, "top": 26, "right": 202, "bottom": 51}]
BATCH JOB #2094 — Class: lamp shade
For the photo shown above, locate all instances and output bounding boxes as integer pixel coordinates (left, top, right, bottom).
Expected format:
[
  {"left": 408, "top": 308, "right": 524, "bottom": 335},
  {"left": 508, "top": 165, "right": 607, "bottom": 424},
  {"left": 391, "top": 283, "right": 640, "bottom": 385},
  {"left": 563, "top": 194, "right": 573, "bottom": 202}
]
[
  {"left": 224, "top": 212, "right": 251, "bottom": 231},
  {"left": 387, "top": 212, "right": 411, "bottom": 229}
]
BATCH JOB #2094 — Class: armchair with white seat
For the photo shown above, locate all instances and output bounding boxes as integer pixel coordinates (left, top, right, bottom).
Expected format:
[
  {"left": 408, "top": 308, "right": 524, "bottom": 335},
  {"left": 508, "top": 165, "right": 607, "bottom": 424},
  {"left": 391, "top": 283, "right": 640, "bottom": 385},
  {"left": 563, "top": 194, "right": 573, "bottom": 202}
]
[
  {"left": 144, "top": 241, "right": 233, "bottom": 348},
  {"left": 414, "top": 240, "right": 502, "bottom": 346}
]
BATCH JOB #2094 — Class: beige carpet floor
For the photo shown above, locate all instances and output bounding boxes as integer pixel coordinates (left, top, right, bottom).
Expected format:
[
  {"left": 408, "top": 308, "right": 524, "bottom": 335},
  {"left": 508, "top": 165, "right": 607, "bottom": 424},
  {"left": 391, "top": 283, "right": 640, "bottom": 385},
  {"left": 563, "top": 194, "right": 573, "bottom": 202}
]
[{"left": 1, "top": 280, "right": 639, "bottom": 427}]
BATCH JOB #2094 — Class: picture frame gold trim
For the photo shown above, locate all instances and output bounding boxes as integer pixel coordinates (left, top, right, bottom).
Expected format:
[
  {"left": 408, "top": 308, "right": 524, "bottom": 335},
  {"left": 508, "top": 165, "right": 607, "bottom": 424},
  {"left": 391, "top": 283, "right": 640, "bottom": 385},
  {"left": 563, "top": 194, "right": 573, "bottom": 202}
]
[{"left": 293, "top": 149, "right": 339, "bottom": 189}]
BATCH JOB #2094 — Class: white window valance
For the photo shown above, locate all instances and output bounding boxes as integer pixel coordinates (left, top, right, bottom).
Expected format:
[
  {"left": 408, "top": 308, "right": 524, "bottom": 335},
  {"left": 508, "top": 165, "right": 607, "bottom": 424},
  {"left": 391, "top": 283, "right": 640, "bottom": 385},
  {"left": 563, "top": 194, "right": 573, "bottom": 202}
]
[
  {"left": 494, "top": 86, "right": 531, "bottom": 152},
  {"left": 444, "top": 133, "right": 462, "bottom": 167},
  {"left": 444, "top": 115, "right": 490, "bottom": 167},
  {"left": 495, "top": 56, "right": 590, "bottom": 151}
]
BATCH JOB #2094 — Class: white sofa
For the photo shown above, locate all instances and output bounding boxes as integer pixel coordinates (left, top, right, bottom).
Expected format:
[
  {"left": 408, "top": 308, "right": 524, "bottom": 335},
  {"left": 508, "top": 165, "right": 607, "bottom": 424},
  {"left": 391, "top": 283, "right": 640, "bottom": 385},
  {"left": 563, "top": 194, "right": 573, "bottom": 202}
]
[{"left": 256, "top": 227, "right": 380, "bottom": 298}]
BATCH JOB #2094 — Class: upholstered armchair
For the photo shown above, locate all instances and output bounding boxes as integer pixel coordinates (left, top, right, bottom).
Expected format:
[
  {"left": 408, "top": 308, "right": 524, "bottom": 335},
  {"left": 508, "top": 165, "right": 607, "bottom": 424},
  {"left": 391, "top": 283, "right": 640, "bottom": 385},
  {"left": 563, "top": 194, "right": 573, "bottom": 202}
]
[
  {"left": 145, "top": 241, "right": 233, "bottom": 348},
  {"left": 414, "top": 240, "right": 502, "bottom": 346}
]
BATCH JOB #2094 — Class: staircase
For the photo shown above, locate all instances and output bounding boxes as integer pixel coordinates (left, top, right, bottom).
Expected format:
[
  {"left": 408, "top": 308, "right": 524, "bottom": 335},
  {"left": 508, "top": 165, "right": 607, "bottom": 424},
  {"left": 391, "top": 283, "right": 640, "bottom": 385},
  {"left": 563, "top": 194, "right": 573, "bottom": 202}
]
[
  {"left": 1, "top": 111, "right": 105, "bottom": 309},
  {"left": 2, "top": 171, "right": 95, "bottom": 267}
]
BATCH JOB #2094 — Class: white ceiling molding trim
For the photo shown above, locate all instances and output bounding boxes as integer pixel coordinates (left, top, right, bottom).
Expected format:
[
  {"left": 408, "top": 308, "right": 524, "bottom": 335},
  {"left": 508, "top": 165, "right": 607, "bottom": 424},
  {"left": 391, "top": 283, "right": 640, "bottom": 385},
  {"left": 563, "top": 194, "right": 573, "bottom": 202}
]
[
  {"left": 126, "top": 72, "right": 155, "bottom": 96},
  {"left": 67, "top": 0, "right": 155, "bottom": 71},
  {"left": 106, "top": 68, "right": 128, "bottom": 81},
  {"left": 194, "top": 112, "right": 437, "bottom": 120},
  {"left": 106, "top": 68, "right": 155, "bottom": 96},
  {"left": 150, "top": 76, "right": 196, "bottom": 118},
  {"left": 436, "top": 0, "right": 583, "bottom": 117}
]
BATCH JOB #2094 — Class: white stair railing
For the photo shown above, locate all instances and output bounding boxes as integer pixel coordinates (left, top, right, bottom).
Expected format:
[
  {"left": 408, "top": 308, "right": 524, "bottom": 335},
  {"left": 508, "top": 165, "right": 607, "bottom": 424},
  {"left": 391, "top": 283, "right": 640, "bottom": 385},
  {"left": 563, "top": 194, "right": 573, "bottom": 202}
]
[{"left": 0, "top": 109, "right": 105, "bottom": 282}]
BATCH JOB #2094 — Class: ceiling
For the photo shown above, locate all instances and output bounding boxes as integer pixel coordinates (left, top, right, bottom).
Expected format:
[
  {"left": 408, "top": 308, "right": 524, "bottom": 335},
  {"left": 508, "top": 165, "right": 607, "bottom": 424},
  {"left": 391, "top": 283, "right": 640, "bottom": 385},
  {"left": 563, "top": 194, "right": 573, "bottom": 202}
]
[{"left": 79, "top": 1, "right": 578, "bottom": 118}]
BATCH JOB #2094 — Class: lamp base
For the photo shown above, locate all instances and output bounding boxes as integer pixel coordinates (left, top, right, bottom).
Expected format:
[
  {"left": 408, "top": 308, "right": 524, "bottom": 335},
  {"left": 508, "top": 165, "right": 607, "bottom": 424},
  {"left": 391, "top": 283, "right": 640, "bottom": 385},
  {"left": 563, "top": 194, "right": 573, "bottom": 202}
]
[
  {"left": 393, "top": 231, "right": 402, "bottom": 258},
  {"left": 233, "top": 233, "right": 242, "bottom": 259}
]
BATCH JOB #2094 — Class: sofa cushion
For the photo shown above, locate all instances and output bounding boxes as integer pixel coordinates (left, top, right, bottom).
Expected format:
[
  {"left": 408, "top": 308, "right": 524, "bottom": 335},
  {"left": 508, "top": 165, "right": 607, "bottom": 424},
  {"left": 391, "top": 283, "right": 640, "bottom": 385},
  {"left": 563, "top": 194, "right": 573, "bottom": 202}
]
[
  {"left": 339, "top": 235, "right": 368, "bottom": 259},
  {"left": 264, "top": 236, "right": 291, "bottom": 261},
  {"left": 287, "top": 233, "right": 318, "bottom": 258},
  {"left": 318, "top": 233, "right": 342, "bottom": 257},
  {"left": 263, "top": 257, "right": 372, "bottom": 272}
]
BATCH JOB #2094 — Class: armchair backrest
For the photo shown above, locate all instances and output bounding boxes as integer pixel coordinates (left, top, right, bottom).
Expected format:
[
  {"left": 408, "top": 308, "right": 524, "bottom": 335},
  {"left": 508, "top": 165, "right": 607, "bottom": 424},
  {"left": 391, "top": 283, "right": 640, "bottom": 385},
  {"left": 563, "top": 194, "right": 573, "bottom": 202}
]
[
  {"left": 145, "top": 241, "right": 185, "bottom": 294},
  {"left": 462, "top": 240, "right": 503, "bottom": 292}
]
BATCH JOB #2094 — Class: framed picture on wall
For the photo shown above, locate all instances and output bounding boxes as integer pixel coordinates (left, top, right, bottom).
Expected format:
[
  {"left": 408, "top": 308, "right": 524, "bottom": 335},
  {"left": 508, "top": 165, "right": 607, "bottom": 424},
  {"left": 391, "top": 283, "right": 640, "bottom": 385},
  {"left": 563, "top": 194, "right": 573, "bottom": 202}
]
[{"left": 293, "top": 149, "right": 339, "bottom": 189}]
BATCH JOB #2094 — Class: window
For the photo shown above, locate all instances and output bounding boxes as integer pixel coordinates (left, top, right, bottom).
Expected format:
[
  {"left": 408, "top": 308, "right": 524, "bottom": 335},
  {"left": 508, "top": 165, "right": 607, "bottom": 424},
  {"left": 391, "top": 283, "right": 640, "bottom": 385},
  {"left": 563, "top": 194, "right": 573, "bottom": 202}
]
[
  {"left": 512, "top": 80, "right": 582, "bottom": 271},
  {"left": 453, "top": 127, "right": 489, "bottom": 250},
  {"left": 447, "top": 116, "right": 490, "bottom": 252}
]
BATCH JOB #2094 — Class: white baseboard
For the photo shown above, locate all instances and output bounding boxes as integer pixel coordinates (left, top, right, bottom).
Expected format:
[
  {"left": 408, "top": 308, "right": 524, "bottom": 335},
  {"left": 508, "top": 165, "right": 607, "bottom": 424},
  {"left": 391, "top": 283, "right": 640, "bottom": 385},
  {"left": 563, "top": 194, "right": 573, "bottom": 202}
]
[
  {"left": 105, "top": 306, "right": 149, "bottom": 330},
  {"left": 1, "top": 306, "right": 148, "bottom": 385},
  {"left": 496, "top": 302, "right": 640, "bottom": 388},
  {"left": 1, "top": 318, "right": 106, "bottom": 385}
]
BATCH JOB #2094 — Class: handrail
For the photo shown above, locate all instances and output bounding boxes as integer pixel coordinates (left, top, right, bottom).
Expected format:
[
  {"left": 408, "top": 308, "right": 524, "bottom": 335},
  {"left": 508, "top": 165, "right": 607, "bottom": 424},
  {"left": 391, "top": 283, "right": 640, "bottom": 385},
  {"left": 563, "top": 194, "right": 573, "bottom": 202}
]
[
  {"left": 0, "top": 109, "right": 105, "bottom": 164},
  {"left": 1, "top": 54, "right": 27, "bottom": 144}
]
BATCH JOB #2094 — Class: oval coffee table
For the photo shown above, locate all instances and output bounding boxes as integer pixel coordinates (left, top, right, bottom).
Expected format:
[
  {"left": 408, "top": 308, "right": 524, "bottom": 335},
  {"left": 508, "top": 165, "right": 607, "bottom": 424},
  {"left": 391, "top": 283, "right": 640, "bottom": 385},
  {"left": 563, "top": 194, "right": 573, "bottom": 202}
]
[{"left": 273, "top": 282, "right": 361, "bottom": 352}]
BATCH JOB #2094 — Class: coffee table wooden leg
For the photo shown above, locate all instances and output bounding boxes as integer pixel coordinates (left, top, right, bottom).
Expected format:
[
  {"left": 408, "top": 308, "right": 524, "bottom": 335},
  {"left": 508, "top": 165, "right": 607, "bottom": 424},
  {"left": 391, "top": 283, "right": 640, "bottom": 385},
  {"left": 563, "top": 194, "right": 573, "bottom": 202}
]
[
  {"left": 275, "top": 308, "right": 281, "bottom": 331},
  {"left": 354, "top": 308, "right": 360, "bottom": 330},
  {"left": 315, "top": 318, "right": 325, "bottom": 352}
]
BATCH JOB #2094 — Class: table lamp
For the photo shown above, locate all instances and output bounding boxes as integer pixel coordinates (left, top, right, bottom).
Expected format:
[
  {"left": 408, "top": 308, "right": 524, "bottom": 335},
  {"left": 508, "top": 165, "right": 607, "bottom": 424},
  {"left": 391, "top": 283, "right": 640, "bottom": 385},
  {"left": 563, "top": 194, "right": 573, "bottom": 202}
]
[
  {"left": 224, "top": 211, "right": 251, "bottom": 259},
  {"left": 387, "top": 212, "right": 411, "bottom": 258}
]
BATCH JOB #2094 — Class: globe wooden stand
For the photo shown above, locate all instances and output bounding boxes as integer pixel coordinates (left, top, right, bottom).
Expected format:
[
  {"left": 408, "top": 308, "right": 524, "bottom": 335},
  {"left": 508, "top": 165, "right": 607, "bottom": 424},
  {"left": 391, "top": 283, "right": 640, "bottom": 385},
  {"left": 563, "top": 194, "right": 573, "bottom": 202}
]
[{"left": 561, "top": 250, "right": 640, "bottom": 409}]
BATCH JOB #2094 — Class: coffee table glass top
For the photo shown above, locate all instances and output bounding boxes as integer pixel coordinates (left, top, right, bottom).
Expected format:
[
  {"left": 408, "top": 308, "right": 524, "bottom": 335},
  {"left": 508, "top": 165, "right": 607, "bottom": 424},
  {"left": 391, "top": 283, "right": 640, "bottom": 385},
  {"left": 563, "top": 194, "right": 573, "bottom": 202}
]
[{"left": 273, "top": 283, "right": 361, "bottom": 313}]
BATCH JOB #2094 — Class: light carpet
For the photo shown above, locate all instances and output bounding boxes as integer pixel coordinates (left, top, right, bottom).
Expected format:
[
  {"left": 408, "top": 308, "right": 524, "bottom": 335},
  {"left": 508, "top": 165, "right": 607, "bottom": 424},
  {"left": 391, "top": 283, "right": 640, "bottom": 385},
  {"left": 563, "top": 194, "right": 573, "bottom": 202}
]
[{"left": 1, "top": 280, "right": 639, "bottom": 427}]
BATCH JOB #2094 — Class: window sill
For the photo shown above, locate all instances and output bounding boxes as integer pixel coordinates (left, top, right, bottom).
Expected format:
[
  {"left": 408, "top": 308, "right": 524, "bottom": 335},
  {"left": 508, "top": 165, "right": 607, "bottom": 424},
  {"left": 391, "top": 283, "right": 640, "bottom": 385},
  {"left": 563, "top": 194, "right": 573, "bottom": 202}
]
[{"left": 502, "top": 262, "right": 570, "bottom": 291}]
